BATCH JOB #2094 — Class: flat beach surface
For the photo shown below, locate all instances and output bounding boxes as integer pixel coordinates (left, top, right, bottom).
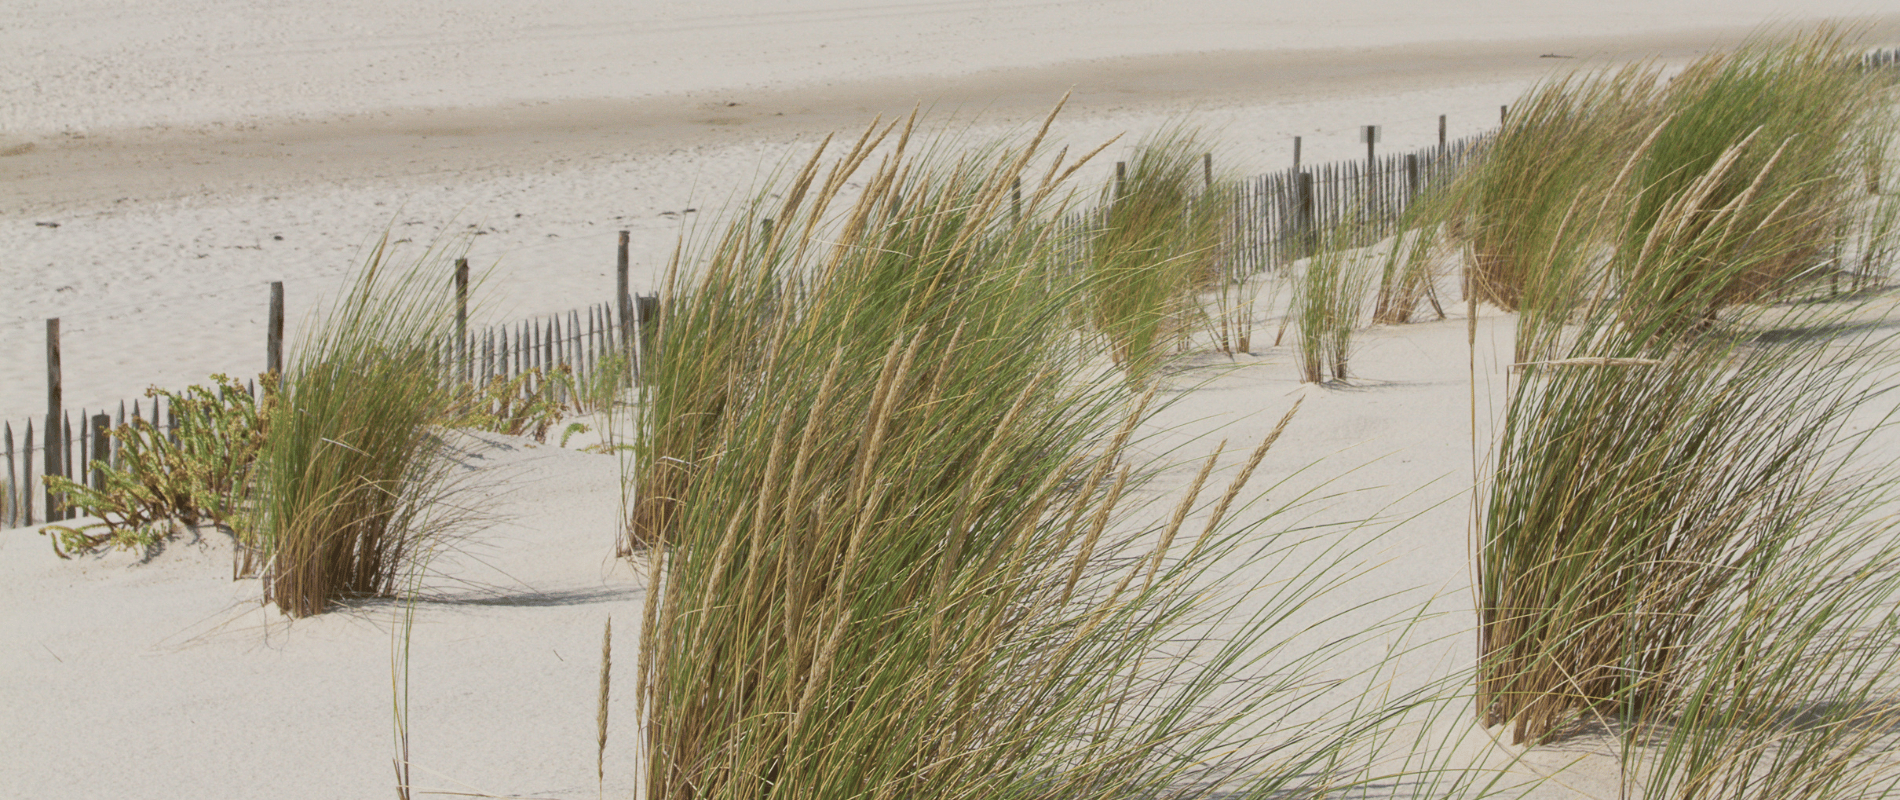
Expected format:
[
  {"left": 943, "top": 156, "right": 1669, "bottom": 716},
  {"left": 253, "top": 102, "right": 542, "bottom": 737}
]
[{"left": 5, "top": 2, "right": 1900, "bottom": 797}]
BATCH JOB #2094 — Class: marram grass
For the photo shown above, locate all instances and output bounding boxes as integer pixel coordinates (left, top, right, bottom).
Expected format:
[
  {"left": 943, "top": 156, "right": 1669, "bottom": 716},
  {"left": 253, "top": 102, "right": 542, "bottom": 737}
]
[
  {"left": 252, "top": 236, "right": 474, "bottom": 617},
  {"left": 630, "top": 109, "right": 1496, "bottom": 800},
  {"left": 1471, "top": 31, "right": 1900, "bottom": 800},
  {"left": 1085, "top": 126, "right": 1233, "bottom": 383}
]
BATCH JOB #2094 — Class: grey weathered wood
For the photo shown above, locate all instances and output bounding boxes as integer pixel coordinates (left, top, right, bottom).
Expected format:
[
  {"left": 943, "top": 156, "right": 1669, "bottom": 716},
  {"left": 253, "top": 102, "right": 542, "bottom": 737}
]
[
  {"left": 61, "top": 412, "right": 73, "bottom": 519},
  {"left": 45, "top": 318, "right": 61, "bottom": 494},
  {"left": 1114, "top": 162, "right": 1126, "bottom": 200},
  {"left": 1293, "top": 136, "right": 1302, "bottom": 172},
  {"left": 1203, "top": 153, "right": 1213, "bottom": 190},
  {"left": 455, "top": 258, "right": 470, "bottom": 386},
  {"left": 23, "top": 421, "right": 33, "bottom": 526},
  {"left": 4, "top": 421, "right": 14, "bottom": 527},
  {"left": 268, "top": 281, "right": 285, "bottom": 376},
  {"left": 90, "top": 413, "right": 110, "bottom": 492},
  {"left": 617, "top": 231, "right": 632, "bottom": 353},
  {"left": 1439, "top": 114, "right": 1447, "bottom": 148},
  {"left": 1298, "top": 172, "right": 1315, "bottom": 256}
]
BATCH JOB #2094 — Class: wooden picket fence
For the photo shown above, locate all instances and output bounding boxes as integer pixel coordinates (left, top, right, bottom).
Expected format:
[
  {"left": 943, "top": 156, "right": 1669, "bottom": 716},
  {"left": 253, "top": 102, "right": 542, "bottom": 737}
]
[
  {"left": 2, "top": 293, "right": 659, "bottom": 530},
  {"left": 2, "top": 135, "right": 1489, "bottom": 530},
  {"left": 17, "top": 44, "right": 1900, "bottom": 531}
]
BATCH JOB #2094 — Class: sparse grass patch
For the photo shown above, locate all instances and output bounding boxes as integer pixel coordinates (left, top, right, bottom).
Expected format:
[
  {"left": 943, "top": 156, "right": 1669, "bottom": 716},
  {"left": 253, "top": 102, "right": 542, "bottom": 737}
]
[{"left": 1290, "top": 221, "right": 1378, "bottom": 383}]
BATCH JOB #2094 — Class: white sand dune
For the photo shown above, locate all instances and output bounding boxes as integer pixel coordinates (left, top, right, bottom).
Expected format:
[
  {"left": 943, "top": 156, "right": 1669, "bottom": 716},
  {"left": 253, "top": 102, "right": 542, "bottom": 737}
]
[{"left": 4, "top": 3, "right": 1900, "bottom": 798}]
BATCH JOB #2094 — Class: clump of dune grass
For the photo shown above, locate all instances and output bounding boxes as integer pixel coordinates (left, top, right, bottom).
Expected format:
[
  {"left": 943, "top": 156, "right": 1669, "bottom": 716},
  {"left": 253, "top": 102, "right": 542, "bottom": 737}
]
[
  {"left": 1445, "top": 26, "right": 1897, "bottom": 351},
  {"left": 252, "top": 237, "right": 472, "bottom": 617},
  {"left": 1086, "top": 127, "right": 1231, "bottom": 381},
  {"left": 1615, "top": 28, "right": 1893, "bottom": 320},
  {"left": 1290, "top": 220, "right": 1378, "bottom": 383},
  {"left": 1453, "top": 65, "right": 1663, "bottom": 319},
  {"left": 1480, "top": 281, "right": 1900, "bottom": 794},
  {"left": 1474, "top": 30, "right": 1900, "bottom": 755},
  {"left": 631, "top": 109, "right": 1492, "bottom": 800}
]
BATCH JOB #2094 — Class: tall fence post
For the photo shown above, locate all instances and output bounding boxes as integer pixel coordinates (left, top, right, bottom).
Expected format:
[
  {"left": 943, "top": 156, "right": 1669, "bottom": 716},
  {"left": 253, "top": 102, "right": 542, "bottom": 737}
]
[
  {"left": 45, "top": 318, "right": 61, "bottom": 521},
  {"left": 1439, "top": 114, "right": 1447, "bottom": 148},
  {"left": 1292, "top": 136, "right": 1302, "bottom": 173},
  {"left": 1114, "top": 162, "right": 1126, "bottom": 200},
  {"left": 454, "top": 258, "right": 470, "bottom": 387},
  {"left": 1202, "top": 153, "right": 1214, "bottom": 190},
  {"left": 267, "top": 281, "right": 284, "bottom": 377}
]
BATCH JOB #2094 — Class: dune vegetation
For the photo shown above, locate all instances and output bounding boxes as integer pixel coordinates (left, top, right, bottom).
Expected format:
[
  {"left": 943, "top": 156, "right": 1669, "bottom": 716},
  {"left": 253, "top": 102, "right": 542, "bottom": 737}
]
[{"left": 28, "top": 22, "right": 1900, "bottom": 799}]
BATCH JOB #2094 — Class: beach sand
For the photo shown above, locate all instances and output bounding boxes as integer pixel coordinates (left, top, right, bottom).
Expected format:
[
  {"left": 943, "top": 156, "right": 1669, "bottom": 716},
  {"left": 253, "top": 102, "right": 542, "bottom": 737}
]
[{"left": 5, "top": 2, "right": 1900, "bottom": 797}]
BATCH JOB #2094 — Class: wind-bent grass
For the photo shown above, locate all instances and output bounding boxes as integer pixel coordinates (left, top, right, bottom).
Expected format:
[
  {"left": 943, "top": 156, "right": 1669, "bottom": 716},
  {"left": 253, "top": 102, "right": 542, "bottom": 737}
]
[
  {"left": 1087, "top": 127, "right": 1230, "bottom": 382},
  {"left": 1473, "top": 28, "right": 1900, "bottom": 771},
  {"left": 1290, "top": 221, "right": 1378, "bottom": 383},
  {"left": 1449, "top": 26, "right": 1897, "bottom": 348},
  {"left": 253, "top": 237, "right": 471, "bottom": 618},
  {"left": 1618, "top": 28, "right": 1893, "bottom": 318},
  {"left": 1454, "top": 64, "right": 1663, "bottom": 318},
  {"left": 631, "top": 110, "right": 1494, "bottom": 800},
  {"left": 1372, "top": 186, "right": 1456, "bottom": 326}
]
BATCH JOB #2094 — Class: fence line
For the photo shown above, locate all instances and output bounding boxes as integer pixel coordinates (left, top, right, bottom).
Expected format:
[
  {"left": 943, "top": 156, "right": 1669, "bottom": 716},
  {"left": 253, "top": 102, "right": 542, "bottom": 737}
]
[{"left": 12, "top": 47, "right": 1898, "bottom": 529}]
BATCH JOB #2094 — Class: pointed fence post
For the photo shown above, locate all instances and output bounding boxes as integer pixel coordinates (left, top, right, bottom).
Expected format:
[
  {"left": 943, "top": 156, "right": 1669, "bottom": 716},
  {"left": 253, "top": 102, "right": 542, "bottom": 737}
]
[
  {"left": 23, "top": 421, "right": 33, "bottom": 526},
  {"left": 1298, "top": 172, "right": 1316, "bottom": 257},
  {"left": 454, "top": 258, "right": 470, "bottom": 387},
  {"left": 90, "top": 414, "right": 110, "bottom": 492},
  {"left": 4, "top": 422, "right": 14, "bottom": 527},
  {"left": 45, "top": 318, "right": 61, "bottom": 520}
]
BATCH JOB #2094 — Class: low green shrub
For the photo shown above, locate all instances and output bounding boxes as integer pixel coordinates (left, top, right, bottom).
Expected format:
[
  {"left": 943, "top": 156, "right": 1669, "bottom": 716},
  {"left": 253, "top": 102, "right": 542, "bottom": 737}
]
[
  {"left": 42, "top": 374, "right": 269, "bottom": 559},
  {"left": 445, "top": 365, "right": 568, "bottom": 443}
]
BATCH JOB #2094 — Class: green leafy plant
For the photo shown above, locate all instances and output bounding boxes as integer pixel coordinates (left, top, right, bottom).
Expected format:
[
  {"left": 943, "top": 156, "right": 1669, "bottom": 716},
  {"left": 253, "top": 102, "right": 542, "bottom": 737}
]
[
  {"left": 42, "top": 374, "right": 269, "bottom": 559},
  {"left": 445, "top": 365, "right": 569, "bottom": 442}
]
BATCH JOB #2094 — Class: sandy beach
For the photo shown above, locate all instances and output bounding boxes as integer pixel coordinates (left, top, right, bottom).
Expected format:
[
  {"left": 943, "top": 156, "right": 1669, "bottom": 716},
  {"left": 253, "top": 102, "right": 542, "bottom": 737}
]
[{"left": 6, "top": 2, "right": 1900, "bottom": 798}]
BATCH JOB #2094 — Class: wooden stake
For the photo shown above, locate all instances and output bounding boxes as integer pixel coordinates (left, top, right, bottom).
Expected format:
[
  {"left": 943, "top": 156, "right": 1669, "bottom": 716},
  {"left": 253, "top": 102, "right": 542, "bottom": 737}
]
[
  {"left": 267, "top": 280, "right": 285, "bottom": 377},
  {"left": 454, "top": 258, "right": 470, "bottom": 386},
  {"left": 617, "top": 230, "right": 631, "bottom": 351},
  {"left": 90, "top": 413, "right": 110, "bottom": 492},
  {"left": 45, "top": 318, "right": 61, "bottom": 517}
]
